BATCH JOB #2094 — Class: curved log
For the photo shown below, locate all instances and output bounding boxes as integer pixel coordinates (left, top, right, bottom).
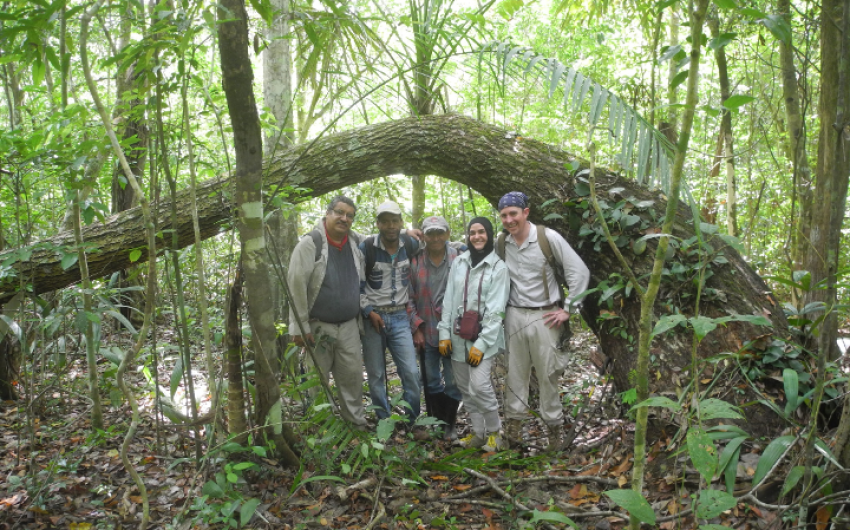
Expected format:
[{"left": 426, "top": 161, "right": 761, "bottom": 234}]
[{"left": 0, "top": 114, "right": 789, "bottom": 437}]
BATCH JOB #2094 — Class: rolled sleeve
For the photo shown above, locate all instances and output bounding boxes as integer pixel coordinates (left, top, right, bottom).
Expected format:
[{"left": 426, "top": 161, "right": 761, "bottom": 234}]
[{"left": 549, "top": 228, "right": 591, "bottom": 311}]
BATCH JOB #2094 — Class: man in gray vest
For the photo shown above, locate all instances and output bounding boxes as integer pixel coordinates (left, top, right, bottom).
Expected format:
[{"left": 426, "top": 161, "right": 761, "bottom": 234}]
[
  {"left": 498, "top": 191, "right": 590, "bottom": 451},
  {"left": 287, "top": 195, "right": 367, "bottom": 430}
]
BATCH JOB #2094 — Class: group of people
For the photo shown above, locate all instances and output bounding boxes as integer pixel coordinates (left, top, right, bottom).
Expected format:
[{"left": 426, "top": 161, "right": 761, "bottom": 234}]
[{"left": 287, "top": 191, "right": 590, "bottom": 452}]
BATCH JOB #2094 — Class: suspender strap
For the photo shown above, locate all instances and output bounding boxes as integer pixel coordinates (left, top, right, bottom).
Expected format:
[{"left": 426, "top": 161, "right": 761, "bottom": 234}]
[{"left": 462, "top": 264, "right": 485, "bottom": 314}]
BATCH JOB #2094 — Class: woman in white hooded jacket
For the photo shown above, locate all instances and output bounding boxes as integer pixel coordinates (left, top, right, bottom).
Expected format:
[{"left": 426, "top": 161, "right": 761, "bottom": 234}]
[{"left": 438, "top": 217, "right": 510, "bottom": 451}]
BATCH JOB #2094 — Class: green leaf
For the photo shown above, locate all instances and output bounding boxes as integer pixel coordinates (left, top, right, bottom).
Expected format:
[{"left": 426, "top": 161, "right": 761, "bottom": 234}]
[
  {"left": 247, "top": 0, "right": 272, "bottom": 24},
  {"left": 758, "top": 14, "right": 791, "bottom": 44},
  {"left": 718, "top": 233, "right": 745, "bottom": 252},
  {"left": 604, "top": 489, "right": 656, "bottom": 524},
  {"left": 722, "top": 95, "right": 757, "bottom": 111},
  {"left": 783, "top": 368, "right": 799, "bottom": 416},
  {"left": 530, "top": 510, "right": 578, "bottom": 527},
  {"left": 251, "top": 445, "right": 267, "bottom": 457},
  {"left": 60, "top": 252, "right": 79, "bottom": 270},
  {"left": 543, "top": 213, "right": 564, "bottom": 221},
  {"left": 695, "top": 489, "right": 737, "bottom": 519},
  {"left": 699, "top": 222, "right": 719, "bottom": 235},
  {"left": 659, "top": 44, "right": 682, "bottom": 63},
  {"left": 727, "top": 314, "right": 772, "bottom": 327},
  {"left": 651, "top": 314, "right": 687, "bottom": 337},
  {"left": 32, "top": 59, "right": 45, "bottom": 87},
  {"left": 233, "top": 461, "right": 255, "bottom": 471},
  {"left": 814, "top": 438, "right": 841, "bottom": 468},
  {"left": 687, "top": 427, "right": 718, "bottom": 481},
  {"left": 202, "top": 480, "right": 225, "bottom": 498},
  {"left": 670, "top": 70, "right": 689, "bottom": 89},
  {"left": 711, "top": 0, "right": 736, "bottom": 8},
  {"left": 699, "top": 398, "right": 744, "bottom": 420},
  {"left": 630, "top": 396, "right": 681, "bottom": 412},
  {"left": 689, "top": 315, "right": 718, "bottom": 340},
  {"left": 377, "top": 418, "right": 394, "bottom": 441},
  {"left": 129, "top": 249, "right": 142, "bottom": 262},
  {"left": 752, "top": 435, "right": 795, "bottom": 485},
  {"left": 241, "top": 497, "right": 261, "bottom": 526},
  {"left": 781, "top": 466, "right": 806, "bottom": 497},
  {"left": 170, "top": 357, "right": 184, "bottom": 398},
  {"left": 709, "top": 32, "right": 737, "bottom": 50},
  {"left": 105, "top": 310, "right": 138, "bottom": 335},
  {"left": 718, "top": 437, "right": 745, "bottom": 493},
  {"left": 574, "top": 181, "right": 590, "bottom": 197}
]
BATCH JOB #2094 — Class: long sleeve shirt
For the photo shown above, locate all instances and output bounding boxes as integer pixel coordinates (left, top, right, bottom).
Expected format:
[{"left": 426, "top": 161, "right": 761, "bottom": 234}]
[
  {"left": 502, "top": 222, "right": 590, "bottom": 311},
  {"left": 409, "top": 244, "right": 463, "bottom": 347},
  {"left": 438, "top": 251, "right": 510, "bottom": 361}
]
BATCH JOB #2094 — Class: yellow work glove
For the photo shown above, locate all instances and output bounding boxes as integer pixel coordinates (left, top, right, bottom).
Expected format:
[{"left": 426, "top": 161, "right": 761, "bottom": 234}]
[
  {"left": 467, "top": 346, "right": 484, "bottom": 367},
  {"left": 439, "top": 339, "right": 453, "bottom": 357}
]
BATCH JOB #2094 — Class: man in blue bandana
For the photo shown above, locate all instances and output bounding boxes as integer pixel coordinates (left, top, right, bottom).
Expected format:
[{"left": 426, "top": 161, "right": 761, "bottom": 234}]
[{"left": 497, "top": 191, "right": 590, "bottom": 452}]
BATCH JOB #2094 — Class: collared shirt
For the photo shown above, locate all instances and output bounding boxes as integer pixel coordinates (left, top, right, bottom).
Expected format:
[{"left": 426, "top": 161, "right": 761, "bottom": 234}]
[
  {"left": 409, "top": 244, "right": 463, "bottom": 346},
  {"left": 503, "top": 222, "right": 590, "bottom": 311},
  {"left": 359, "top": 235, "right": 424, "bottom": 318}
]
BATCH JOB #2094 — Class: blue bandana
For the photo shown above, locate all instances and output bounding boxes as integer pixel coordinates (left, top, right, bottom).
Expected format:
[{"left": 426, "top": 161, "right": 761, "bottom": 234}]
[{"left": 498, "top": 191, "right": 529, "bottom": 211}]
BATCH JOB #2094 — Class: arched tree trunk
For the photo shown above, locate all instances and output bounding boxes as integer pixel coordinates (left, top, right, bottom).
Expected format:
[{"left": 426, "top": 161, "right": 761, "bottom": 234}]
[{"left": 0, "top": 114, "right": 790, "bottom": 438}]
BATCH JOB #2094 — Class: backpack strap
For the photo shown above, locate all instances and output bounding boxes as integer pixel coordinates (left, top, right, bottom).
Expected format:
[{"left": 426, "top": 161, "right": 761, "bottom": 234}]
[
  {"left": 310, "top": 229, "right": 324, "bottom": 262},
  {"left": 362, "top": 235, "right": 378, "bottom": 280},
  {"left": 496, "top": 231, "right": 507, "bottom": 260},
  {"left": 537, "top": 225, "right": 567, "bottom": 305}
]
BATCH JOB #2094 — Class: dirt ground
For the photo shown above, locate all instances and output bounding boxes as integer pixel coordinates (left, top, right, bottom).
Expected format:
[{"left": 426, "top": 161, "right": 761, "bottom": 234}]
[{"left": 0, "top": 329, "right": 797, "bottom": 529}]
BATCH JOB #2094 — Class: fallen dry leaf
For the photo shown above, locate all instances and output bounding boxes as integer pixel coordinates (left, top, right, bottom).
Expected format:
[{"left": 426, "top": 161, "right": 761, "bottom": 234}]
[
  {"left": 453, "top": 484, "right": 472, "bottom": 491},
  {"left": 815, "top": 506, "right": 831, "bottom": 530},
  {"left": 617, "top": 475, "right": 628, "bottom": 487},
  {"left": 578, "top": 465, "right": 601, "bottom": 476},
  {"left": 431, "top": 475, "right": 449, "bottom": 481}
]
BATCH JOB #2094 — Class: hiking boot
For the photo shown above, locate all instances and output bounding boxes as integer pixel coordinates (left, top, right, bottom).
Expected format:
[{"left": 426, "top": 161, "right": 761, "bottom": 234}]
[
  {"left": 505, "top": 419, "right": 523, "bottom": 448},
  {"left": 546, "top": 423, "right": 564, "bottom": 452},
  {"left": 459, "top": 433, "right": 486, "bottom": 448},
  {"left": 482, "top": 433, "right": 505, "bottom": 452}
]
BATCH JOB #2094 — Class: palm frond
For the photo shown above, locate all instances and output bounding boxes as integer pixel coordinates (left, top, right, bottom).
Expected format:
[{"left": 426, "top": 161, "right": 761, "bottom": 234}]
[{"left": 481, "top": 41, "right": 677, "bottom": 191}]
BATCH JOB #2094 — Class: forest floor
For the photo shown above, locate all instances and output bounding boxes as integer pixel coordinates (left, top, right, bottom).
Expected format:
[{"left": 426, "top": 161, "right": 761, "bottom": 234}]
[{"left": 0, "top": 328, "right": 810, "bottom": 530}]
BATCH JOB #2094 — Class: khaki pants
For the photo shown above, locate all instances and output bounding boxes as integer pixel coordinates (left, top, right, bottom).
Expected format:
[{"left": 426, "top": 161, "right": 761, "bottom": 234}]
[
  {"left": 312, "top": 319, "right": 367, "bottom": 427},
  {"left": 504, "top": 306, "right": 568, "bottom": 426}
]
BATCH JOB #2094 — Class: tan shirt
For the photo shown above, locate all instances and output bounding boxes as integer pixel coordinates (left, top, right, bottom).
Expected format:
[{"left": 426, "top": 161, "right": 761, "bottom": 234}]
[{"left": 503, "top": 222, "right": 590, "bottom": 311}]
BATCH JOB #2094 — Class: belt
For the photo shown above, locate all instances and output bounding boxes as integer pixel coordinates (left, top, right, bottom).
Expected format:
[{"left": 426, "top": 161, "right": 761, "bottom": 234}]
[
  {"left": 509, "top": 304, "right": 558, "bottom": 311},
  {"left": 373, "top": 304, "right": 407, "bottom": 313}
]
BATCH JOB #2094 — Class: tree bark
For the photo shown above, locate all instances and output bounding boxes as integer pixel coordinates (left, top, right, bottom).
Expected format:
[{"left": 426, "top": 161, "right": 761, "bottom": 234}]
[
  {"left": 708, "top": 15, "right": 737, "bottom": 237},
  {"left": 0, "top": 114, "right": 790, "bottom": 437},
  {"left": 777, "top": 0, "right": 813, "bottom": 298},
  {"left": 217, "top": 0, "right": 298, "bottom": 467}
]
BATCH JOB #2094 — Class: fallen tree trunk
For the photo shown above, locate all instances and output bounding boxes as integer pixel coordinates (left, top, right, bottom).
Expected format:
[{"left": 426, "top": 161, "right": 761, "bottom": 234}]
[{"left": 0, "top": 113, "right": 790, "bottom": 437}]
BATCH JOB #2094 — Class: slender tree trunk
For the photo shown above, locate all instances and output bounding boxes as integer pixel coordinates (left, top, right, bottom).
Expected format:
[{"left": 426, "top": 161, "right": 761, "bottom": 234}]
[
  {"left": 263, "top": 0, "right": 298, "bottom": 374},
  {"left": 817, "top": 0, "right": 850, "bottom": 471},
  {"left": 666, "top": 7, "right": 680, "bottom": 131},
  {"left": 217, "top": 0, "right": 298, "bottom": 466},
  {"left": 708, "top": 15, "right": 737, "bottom": 236},
  {"left": 227, "top": 263, "right": 248, "bottom": 443},
  {"left": 630, "top": 2, "right": 710, "bottom": 528},
  {"left": 72, "top": 191, "right": 104, "bottom": 431},
  {"left": 778, "top": 0, "right": 814, "bottom": 304}
]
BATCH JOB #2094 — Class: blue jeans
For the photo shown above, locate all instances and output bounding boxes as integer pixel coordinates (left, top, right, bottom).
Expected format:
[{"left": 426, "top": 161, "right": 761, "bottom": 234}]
[
  {"left": 421, "top": 343, "right": 462, "bottom": 402},
  {"left": 362, "top": 311, "right": 421, "bottom": 421}
]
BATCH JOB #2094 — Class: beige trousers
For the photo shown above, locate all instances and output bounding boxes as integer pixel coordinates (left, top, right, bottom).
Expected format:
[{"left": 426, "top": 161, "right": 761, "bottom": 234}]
[
  {"left": 312, "top": 319, "right": 367, "bottom": 427},
  {"left": 504, "top": 306, "right": 569, "bottom": 426}
]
